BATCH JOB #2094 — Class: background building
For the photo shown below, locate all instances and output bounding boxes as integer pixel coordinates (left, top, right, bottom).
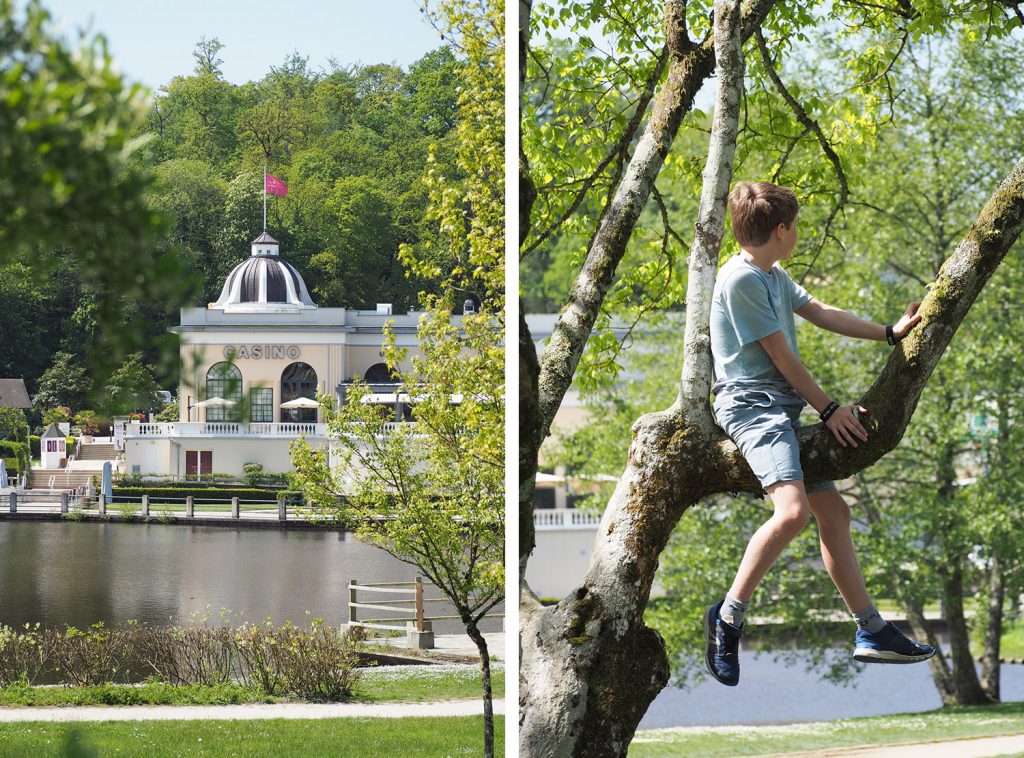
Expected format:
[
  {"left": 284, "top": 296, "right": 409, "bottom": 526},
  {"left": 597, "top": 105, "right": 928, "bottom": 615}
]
[{"left": 125, "top": 233, "right": 446, "bottom": 478}]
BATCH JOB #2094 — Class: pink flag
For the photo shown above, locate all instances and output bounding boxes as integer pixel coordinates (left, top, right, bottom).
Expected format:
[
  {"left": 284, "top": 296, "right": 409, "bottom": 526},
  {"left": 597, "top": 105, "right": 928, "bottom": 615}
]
[{"left": 265, "top": 173, "right": 288, "bottom": 197}]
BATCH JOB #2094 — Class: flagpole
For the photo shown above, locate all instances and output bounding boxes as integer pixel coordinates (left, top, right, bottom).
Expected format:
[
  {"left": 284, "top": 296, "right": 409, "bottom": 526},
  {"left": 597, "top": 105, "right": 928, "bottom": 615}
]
[{"left": 263, "top": 166, "right": 267, "bottom": 232}]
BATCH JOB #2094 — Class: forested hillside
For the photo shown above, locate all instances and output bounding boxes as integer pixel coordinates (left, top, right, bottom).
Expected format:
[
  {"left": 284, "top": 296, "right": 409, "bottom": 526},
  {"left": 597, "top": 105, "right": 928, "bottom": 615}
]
[{"left": 1, "top": 28, "right": 462, "bottom": 400}]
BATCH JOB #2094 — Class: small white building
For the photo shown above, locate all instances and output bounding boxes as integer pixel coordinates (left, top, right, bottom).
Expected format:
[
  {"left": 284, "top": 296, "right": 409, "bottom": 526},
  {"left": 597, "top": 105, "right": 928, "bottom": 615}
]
[
  {"left": 124, "top": 232, "right": 453, "bottom": 479},
  {"left": 40, "top": 423, "right": 67, "bottom": 469}
]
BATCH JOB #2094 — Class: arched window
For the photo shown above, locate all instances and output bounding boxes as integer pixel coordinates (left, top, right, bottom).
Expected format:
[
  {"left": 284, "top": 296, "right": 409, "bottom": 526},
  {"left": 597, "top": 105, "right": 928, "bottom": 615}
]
[
  {"left": 205, "top": 363, "right": 242, "bottom": 421},
  {"left": 281, "top": 362, "right": 318, "bottom": 423},
  {"left": 364, "top": 362, "right": 397, "bottom": 383}
]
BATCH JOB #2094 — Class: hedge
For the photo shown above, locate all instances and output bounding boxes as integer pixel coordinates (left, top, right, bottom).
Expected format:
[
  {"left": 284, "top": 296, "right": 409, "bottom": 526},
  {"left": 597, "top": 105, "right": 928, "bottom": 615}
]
[
  {"left": 0, "top": 441, "right": 28, "bottom": 473},
  {"left": 112, "top": 487, "right": 304, "bottom": 504}
]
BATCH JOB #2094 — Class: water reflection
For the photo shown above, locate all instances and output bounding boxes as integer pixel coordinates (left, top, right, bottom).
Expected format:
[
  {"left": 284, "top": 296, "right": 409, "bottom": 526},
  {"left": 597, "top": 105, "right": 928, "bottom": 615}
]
[{"left": 0, "top": 522, "right": 493, "bottom": 634}]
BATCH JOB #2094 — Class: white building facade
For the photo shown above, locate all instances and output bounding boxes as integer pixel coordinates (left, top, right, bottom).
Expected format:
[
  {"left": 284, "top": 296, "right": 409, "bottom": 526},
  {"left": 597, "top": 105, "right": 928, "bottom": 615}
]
[{"left": 125, "top": 233, "right": 430, "bottom": 479}]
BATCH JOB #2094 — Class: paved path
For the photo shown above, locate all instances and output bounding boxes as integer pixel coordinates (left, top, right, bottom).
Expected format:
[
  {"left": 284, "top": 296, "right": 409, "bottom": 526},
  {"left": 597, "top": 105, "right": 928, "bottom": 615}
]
[
  {"left": 368, "top": 631, "right": 505, "bottom": 661},
  {"left": 764, "top": 732, "right": 1024, "bottom": 757},
  {"left": 0, "top": 698, "right": 505, "bottom": 723}
]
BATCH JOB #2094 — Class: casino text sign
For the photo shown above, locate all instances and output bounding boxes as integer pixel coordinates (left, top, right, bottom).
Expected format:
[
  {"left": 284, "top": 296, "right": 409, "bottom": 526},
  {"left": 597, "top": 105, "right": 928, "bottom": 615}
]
[{"left": 223, "top": 345, "right": 301, "bottom": 360}]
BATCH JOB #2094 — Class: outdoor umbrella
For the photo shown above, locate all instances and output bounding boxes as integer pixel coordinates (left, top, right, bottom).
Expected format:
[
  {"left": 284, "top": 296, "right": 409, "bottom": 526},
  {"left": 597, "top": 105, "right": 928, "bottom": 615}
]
[
  {"left": 280, "top": 397, "right": 319, "bottom": 409},
  {"left": 195, "top": 397, "right": 236, "bottom": 408},
  {"left": 195, "top": 397, "right": 236, "bottom": 422}
]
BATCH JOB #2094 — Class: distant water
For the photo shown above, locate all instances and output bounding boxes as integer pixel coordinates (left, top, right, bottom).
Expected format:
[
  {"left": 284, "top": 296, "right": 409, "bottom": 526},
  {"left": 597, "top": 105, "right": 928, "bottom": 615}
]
[
  {"left": 0, "top": 521, "right": 501, "bottom": 635},
  {"left": 641, "top": 651, "right": 1024, "bottom": 728}
]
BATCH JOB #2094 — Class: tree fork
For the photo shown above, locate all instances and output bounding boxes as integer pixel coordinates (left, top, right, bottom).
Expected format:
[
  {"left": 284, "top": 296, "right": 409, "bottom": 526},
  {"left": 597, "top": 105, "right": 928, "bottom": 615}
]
[{"left": 521, "top": 154, "right": 1024, "bottom": 753}]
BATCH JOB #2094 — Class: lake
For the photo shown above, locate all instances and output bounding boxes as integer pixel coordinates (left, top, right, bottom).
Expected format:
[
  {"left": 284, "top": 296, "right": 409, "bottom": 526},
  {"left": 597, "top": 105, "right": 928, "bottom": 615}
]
[
  {"left": 0, "top": 521, "right": 499, "bottom": 635},
  {"left": 641, "top": 650, "right": 1024, "bottom": 728}
]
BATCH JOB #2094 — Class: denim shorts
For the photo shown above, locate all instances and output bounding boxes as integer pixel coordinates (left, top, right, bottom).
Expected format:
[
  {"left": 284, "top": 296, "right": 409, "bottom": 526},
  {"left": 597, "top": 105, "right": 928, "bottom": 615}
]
[{"left": 712, "top": 387, "right": 836, "bottom": 494}]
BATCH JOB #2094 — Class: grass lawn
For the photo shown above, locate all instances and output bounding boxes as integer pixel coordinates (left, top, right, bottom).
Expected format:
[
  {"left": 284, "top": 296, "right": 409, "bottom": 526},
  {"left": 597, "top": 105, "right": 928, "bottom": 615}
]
[
  {"left": 0, "top": 716, "right": 504, "bottom": 757},
  {"left": 974, "top": 618, "right": 1024, "bottom": 659},
  {"left": 629, "top": 701, "right": 1024, "bottom": 757},
  {"left": 0, "top": 664, "right": 504, "bottom": 707},
  {"left": 356, "top": 664, "right": 505, "bottom": 702}
]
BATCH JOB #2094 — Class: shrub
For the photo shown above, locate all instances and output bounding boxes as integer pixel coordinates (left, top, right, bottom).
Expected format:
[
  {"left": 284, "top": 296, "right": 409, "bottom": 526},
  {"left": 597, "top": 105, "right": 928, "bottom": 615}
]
[
  {"left": 242, "top": 463, "right": 264, "bottom": 488},
  {"left": 0, "top": 441, "right": 29, "bottom": 473},
  {"left": 233, "top": 622, "right": 288, "bottom": 695},
  {"left": 137, "top": 626, "right": 235, "bottom": 686},
  {"left": 278, "top": 621, "right": 361, "bottom": 701},
  {"left": 0, "top": 624, "right": 49, "bottom": 686},
  {"left": 49, "top": 622, "right": 130, "bottom": 686},
  {"left": 29, "top": 435, "right": 40, "bottom": 458},
  {"left": 112, "top": 487, "right": 302, "bottom": 504}
]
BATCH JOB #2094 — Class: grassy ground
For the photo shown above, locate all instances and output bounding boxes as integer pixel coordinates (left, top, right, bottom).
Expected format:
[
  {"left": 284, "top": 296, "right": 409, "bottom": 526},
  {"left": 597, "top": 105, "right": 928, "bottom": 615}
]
[
  {"left": 0, "top": 665, "right": 504, "bottom": 707},
  {"left": 0, "top": 716, "right": 504, "bottom": 757},
  {"left": 629, "top": 701, "right": 1024, "bottom": 757},
  {"left": 980, "top": 618, "right": 1024, "bottom": 659}
]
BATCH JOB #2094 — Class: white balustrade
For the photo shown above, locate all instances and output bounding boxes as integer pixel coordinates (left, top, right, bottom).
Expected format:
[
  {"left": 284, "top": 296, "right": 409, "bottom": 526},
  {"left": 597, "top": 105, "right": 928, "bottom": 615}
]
[
  {"left": 533, "top": 508, "right": 603, "bottom": 530},
  {"left": 125, "top": 422, "right": 330, "bottom": 438}
]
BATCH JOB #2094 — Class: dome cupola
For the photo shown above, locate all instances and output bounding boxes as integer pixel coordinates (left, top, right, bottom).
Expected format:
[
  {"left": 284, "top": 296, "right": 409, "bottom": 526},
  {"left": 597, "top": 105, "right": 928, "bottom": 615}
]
[{"left": 211, "top": 232, "right": 317, "bottom": 312}]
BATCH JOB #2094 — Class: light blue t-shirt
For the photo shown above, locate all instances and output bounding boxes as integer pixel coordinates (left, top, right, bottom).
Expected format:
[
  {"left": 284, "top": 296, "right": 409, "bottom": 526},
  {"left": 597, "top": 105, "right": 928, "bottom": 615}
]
[{"left": 710, "top": 254, "right": 813, "bottom": 396}]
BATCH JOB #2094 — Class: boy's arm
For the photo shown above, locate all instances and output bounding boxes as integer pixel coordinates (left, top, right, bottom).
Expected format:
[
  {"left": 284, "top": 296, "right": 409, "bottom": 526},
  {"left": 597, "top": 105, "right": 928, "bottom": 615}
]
[
  {"left": 758, "top": 331, "right": 869, "bottom": 448},
  {"left": 796, "top": 298, "right": 922, "bottom": 341}
]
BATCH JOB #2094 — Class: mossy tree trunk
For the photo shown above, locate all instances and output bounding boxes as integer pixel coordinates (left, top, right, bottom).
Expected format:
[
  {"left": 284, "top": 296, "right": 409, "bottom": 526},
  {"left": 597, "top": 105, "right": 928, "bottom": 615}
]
[
  {"left": 520, "top": 153, "right": 1024, "bottom": 756},
  {"left": 518, "top": 0, "right": 1024, "bottom": 753}
]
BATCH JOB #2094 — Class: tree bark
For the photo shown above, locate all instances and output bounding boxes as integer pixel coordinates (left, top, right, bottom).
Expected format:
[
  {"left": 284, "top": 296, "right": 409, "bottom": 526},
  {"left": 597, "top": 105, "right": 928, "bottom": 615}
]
[
  {"left": 533, "top": 0, "right": 778, "bottom": 445},
  {"left": 940, "top": 563, "right": 992, "bottom": 705},
  {"left": 980, "top": 555, "right": 1004, "bottom": 702},
  {"left": 466, "top": 620, "right": 494, "bottom": 758},
  {"left": 522, "top": 2, "right": 745, "bottom": 753},
  {"left": 520, "top": 143, "right": 1024, "bottom": 752}
]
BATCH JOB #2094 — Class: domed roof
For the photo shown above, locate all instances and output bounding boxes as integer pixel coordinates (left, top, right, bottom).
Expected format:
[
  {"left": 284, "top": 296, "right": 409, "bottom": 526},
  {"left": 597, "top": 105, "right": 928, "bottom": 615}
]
[{"left": 211, "top": 233, "right": 317, "bottom": 312}]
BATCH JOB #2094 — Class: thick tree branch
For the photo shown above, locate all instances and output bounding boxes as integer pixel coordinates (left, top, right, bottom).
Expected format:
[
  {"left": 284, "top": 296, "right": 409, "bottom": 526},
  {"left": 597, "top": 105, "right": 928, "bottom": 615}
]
[
  {"left": 521, "top": 154, "right": 1024, "bottom": 757},
  {"left": 522, "top": 47, "right": 670, "bottom": 258},
  {"left": 534, "top": 0, "right": 779, "bottom": 444},
  {"left": 677, "top": 0, "right": 743, "bottom": 421}
]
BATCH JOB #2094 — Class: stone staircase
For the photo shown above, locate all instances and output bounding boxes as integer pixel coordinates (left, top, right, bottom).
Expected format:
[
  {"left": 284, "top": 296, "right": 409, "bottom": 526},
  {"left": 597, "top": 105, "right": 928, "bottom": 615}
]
[
  {"left": 27, "top": 468, "right": 97, "bottom": 491},
  {"left": 76, "top": 442, "right": 118, "bottom": 461},
  {"left": 27, "top": 441, "right": 119, "bottom": 491}
]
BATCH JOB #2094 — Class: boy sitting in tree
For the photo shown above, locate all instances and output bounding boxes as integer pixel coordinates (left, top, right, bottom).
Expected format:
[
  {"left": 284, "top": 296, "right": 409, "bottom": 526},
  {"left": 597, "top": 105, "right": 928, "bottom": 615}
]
[{"left": 705, "top": 181, "right": 936, "bottom": 687}]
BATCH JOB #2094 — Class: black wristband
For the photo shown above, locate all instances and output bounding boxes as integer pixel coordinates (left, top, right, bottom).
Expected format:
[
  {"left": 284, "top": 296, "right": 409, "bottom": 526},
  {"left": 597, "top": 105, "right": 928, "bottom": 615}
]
[
  {"left": 886, "top": 325, "right": 897, "bottom": 346},
  {"left": 819, "top": 401, "right": 840, "bottom": 423}
]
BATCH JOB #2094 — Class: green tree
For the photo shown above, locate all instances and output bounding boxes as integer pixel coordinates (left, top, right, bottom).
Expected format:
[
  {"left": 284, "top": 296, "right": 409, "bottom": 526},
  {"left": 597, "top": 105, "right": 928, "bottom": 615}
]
[
  {"left": 1, "top": 0, "right": 185, "bottom": 378},
  {"left": 0, "top": 407, "right": 27, "bottom": 440},
  {"left": 519, "top": 0, "right": 1024, "bottom": 752},
  {"left": 34, "top": 352, "right": 91, "bottom": 412},
  {"left": 294, "top": 2, "right": 504, "bottom": 754},
  {"left": 99, "top": 353, "right": 160, "bottom": 417}
]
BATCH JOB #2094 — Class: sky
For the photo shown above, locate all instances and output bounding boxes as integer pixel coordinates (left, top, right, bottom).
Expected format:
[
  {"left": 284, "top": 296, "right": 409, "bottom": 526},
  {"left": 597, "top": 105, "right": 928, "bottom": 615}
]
[{"left": 39, "top": 0, "right": 445, "bottom": 89}]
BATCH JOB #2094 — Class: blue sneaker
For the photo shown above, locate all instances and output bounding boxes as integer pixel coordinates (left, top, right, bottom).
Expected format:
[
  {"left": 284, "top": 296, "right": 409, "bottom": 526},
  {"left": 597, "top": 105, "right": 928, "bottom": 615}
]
[
  {"left": 704, "top": 601, "right": 742, "bottom": 686},
  {"left": 853, "top": 622, "right": 936, "bottom": 664}
]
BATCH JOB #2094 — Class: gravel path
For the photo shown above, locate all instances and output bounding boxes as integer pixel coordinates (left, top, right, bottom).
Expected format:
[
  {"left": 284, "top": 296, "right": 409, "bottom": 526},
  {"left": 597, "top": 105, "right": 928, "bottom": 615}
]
[{"left": 0, "top": 698, "right": 505, "bottom": 723}]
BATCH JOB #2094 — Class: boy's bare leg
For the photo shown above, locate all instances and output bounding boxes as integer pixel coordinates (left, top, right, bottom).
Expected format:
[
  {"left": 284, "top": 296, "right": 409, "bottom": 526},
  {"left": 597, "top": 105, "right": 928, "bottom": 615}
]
[
  {"left": 807, "top": 488, "right": 871, "bottom": 613},
  {"left": 727, "top": 481, "right": 810, "bottom": 602}
]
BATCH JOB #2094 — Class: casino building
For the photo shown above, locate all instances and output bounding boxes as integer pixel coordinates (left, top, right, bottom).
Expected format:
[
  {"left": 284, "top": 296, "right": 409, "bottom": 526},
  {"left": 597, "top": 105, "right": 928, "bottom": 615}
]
[{"left": 124, "top": 232, "right": 448, "bottom": 479}]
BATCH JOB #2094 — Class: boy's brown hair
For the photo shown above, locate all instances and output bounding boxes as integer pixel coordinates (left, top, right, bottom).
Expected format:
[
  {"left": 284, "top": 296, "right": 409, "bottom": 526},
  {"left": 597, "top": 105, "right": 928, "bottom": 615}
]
[{"left": 728, "top": 181, "right": 798, "bottom": 247}]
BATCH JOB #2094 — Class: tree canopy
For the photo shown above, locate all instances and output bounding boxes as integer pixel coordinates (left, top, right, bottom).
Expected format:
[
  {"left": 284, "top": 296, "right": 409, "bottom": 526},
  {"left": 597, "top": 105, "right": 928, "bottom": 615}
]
[
  {"left": 2, "top": 1, "right": 465, "bottom": 423},
  {"left": 519, "top": 0, "right": 1024, "bottom": 753}
]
